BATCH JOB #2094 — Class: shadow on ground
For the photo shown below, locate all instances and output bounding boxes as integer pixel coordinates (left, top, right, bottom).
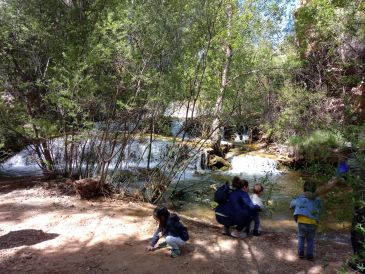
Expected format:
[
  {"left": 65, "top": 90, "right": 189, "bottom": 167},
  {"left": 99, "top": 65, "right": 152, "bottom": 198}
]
[
  {"left": 0, "top": 229, "right": 59, "bottom": 250},
  {"left": 0, "top": 182, "right": 354, "bottom": 274}
]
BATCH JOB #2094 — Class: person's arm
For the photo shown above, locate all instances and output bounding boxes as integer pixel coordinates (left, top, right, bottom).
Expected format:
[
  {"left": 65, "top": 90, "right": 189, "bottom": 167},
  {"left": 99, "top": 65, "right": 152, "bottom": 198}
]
[
  {"left": 290, "top": 197, "right": 297, "bottom": 209},
  {"left": 147, "top": 226, "right": 161, "bottom": 251},
  {"left": 315, "top": 177, "right": 346, "bottom": 196},
  {"left": 241, "top": 193, "right": 260, "bottom": 211}
]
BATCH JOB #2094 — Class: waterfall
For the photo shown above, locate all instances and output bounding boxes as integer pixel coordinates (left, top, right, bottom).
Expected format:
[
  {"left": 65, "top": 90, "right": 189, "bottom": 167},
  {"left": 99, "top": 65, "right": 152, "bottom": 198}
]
[
  {"left": 229, "top": 155, "right": 280, "bottom": 176},
  {"left": 0, "top": 138, "right": 203, "bottom": 179},
  {"left": 0, "top": 147, "right": 42, "bottom": 177},
  {"left": 170, "top": 119, "right": 189, "bottom": 138},
  {"left": 233, "top": 133, "right": 249, "bottom": 143}
]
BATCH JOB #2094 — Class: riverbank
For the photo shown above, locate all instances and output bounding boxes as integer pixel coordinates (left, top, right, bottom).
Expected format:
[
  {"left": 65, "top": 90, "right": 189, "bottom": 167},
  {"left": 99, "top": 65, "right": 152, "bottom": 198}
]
[{"left": 0, "top": 177, "right": 355, "bottom": 274}]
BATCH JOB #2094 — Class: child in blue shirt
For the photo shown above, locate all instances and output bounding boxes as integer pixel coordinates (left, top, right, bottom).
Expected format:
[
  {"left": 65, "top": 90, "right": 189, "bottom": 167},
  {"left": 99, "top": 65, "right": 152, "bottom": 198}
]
[{"left": 290, "top": 181, "right": 321, "bottom": 261}]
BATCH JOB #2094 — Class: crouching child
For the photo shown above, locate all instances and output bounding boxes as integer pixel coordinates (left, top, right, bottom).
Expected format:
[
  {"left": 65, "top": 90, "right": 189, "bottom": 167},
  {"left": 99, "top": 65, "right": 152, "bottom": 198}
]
[{"left": 146, "top": 206, "right": 189, "bottom": 258}]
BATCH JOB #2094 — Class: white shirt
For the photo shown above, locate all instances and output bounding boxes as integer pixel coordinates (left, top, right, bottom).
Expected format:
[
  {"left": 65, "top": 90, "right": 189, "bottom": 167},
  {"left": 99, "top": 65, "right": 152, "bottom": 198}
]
[{"left": 250, "top": 193, "right": 264, "bottom": 209}]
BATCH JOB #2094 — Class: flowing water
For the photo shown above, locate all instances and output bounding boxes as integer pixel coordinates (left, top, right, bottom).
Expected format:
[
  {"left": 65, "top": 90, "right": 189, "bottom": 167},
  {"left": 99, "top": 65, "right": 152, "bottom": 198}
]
[{"left": 0, "top": 138, "right": 351, "bottom": 242}]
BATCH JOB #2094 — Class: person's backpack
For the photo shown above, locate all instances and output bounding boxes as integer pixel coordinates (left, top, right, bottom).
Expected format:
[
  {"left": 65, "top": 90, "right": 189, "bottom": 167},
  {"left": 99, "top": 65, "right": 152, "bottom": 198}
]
[
  {"left": 214, "top": 182, "right": 231, "bottom": 205},
  {"left": 179, "top": 224, "right": 189, "bottom": 241},
  {"left": 169, "top": 213, "right": 189, "bottom": 241}
]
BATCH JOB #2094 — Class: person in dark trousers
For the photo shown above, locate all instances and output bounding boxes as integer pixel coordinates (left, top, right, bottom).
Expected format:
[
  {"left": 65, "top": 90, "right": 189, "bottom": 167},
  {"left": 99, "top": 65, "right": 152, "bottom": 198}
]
[
  {"left": 340, "top": 151, "right": 365, "bottom": 272},
  {"left": 146, "top": 206, "right": 189, "bottom": 258},
  {"left": 215, "top": 176, "right": 260, "bottom": 238},
  {"left": 315, "top": 148, "right": 364, "bottom": 272},
  {"left": 290, "top": 181, "right": 321, "bottom": 261},
  {"left": 248, "top": 184, "right": 265, "bottom": 236}
]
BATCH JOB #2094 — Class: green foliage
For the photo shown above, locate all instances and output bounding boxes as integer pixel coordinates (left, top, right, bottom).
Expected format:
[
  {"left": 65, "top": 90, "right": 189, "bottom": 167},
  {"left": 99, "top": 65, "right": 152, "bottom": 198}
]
[
  {"left": 273, "top": 85, "right": 333, "bottom": 140},
  {"left": 289, "top": 130, "right": 345, "bottom": 162}
]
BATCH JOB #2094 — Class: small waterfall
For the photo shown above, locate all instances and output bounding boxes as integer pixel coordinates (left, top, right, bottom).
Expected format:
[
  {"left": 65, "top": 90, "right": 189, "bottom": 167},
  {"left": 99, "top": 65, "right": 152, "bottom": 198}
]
[
  {"left": 221, "top": 125, "right": 249, "bottom": 143},
  {"left": 234, "top": 125, "right": 249, "bottom": 143},
  {"left": 0, "top": 138, "right": 203, "bottom": 179},
  {"left": 170, "top": 119, "right": 188, "bottom": 138},
  {"left": 233, "top": 133, "right": 249, "bottom": 143},
  {"left": 0, "top": 147, "right": 41, "bottom": 177},
  {"left": 229, "top": 155, "right": 280, "bottom": 176}
]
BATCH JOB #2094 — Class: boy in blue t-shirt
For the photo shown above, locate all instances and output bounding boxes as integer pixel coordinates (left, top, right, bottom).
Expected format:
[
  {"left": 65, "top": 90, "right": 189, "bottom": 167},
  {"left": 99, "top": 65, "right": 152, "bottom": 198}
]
[{"left": 290, "top": 181, "right": 321, "bottom": 261}]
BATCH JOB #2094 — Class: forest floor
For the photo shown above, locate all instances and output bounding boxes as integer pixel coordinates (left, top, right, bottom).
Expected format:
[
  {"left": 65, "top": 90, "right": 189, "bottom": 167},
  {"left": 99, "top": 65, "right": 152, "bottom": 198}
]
[{"left": 0, "top": 177, "right": 356, "bottom": 274}]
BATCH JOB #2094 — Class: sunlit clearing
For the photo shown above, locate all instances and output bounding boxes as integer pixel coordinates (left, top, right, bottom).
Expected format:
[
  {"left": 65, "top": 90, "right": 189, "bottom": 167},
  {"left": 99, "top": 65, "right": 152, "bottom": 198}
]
[{"left": 275, "top": 249, "right": 297, "bottom": 262}]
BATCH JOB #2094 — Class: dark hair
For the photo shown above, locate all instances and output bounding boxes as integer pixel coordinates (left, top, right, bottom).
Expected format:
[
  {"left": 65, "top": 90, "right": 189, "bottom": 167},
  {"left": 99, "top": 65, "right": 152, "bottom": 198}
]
[
  {"left": 253, "top": 184, "right": 264, "bottom": 194},
  {"left": 153, "top": 206, "right": 170, "bottom": 234},
  {"left": 232, "top": 176, "right": 249, "bottom": 190},
  {"left": 303, "top": 181, "right": 316, "bottom": 193}
]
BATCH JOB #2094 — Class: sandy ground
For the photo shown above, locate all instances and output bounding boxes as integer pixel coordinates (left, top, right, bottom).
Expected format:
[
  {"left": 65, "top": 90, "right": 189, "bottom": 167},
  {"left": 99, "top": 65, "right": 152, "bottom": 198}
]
[{"left": 0, "top": 177, "right": 355, "bottom": 274}]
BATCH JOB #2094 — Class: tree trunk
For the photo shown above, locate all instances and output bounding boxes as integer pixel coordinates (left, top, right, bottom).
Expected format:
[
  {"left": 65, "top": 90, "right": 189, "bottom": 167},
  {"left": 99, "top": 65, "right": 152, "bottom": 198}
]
[
  {"left": 211, "top": 3, "right": 232, "bottom": 147},
  {"left": 147, "top": 116, "right": 154, "bottom": 170}
]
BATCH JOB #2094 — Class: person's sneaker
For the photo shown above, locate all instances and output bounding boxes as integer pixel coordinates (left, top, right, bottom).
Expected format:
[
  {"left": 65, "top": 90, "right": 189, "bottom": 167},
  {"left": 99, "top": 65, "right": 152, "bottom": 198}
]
[
  {"left": 170, "top": 248, "right": 181, "bottom": 258},
  {"left": 298, "top": 253, "right": 305, "bottom": 259},
  {"left": 231, "top": 230, "right": 247, "bottom": 239},
  {"left": 306, "top": 256, "right": 314, "bottom": 261},
  {"left": 222, "top": 227, "right": 231, "bottom": 236},
  {"left": 253, "top": 230, "right": 261, "bottom": 236}
]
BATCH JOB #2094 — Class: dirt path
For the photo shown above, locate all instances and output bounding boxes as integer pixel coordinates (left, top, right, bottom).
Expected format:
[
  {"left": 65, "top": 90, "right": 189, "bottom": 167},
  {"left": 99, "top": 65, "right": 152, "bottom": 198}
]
[{"left": 0, "top": 178, "right": 354, "bottom": 274}]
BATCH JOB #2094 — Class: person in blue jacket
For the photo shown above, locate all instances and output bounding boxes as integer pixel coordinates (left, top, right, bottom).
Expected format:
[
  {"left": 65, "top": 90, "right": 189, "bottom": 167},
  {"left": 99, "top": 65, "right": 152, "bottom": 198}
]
[
  {"left": 215, "top": 176, "right": 261, "bottom": 238},
  {"left": 146, "top": 206, "right": 189, "bottom": 258},
  {"left": 290, "top": 181, "right": 321, "bottom": 261}
]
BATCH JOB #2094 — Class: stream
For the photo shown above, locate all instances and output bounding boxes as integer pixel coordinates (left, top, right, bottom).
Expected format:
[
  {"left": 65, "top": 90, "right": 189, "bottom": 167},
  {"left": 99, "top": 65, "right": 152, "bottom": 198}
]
[{"left": 0, "top": 137, "right": 351, "bottom": 244}]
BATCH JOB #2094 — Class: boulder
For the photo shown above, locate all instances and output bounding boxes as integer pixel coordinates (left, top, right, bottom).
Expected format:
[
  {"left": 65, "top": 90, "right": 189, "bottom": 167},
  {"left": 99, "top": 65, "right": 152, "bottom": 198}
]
[{"left": 208, "top": 154, "right": 232, "bottom": 171}]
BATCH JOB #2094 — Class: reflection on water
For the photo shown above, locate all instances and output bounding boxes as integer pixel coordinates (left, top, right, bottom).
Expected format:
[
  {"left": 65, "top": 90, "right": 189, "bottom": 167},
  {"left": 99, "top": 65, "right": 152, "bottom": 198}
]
[{"left": 174, "top": 172, "right": 302, "bottom": 230}]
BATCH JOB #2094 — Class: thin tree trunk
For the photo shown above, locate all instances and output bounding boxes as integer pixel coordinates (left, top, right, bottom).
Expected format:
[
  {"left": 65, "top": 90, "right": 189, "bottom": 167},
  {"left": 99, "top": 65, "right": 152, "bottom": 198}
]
[
  {"left": 147, "top": 115, "right": 154, "bottom": 170},
  {"left": 211, "top": 3, "right": 232, "bottom": 147}
]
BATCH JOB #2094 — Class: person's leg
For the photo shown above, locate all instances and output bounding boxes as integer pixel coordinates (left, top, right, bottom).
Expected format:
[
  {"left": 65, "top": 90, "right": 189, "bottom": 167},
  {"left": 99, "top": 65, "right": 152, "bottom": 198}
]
[
  {"left": 165, "top": 236, "right": 186, "bottom": 249},
  {"left": 223, "top": 225, "right": 231, "bottom": 235},
  {"left": 305, "top": 224, "right": 317, "bottom": 260},
  {"left": 253, "top": 213, "right": 261, "bottom": 236},
  {"left": 351, "top": 211, "right": 365, "bottom": 255},
  {"left": 253, "top": 213, "right": 260, "bottom": 231},
  {"left": 165, "top": 236, "right": 186, "bottom": 257},
  {"left": 350, "top": 214, "right": 365, "bottom": 271},
  {"left": 216, "top": 214, "right": 233, "bottom": 235},
  {"left": 245, "top": 220, "right": 252, "bottom": 234},
  {"left": 231, "top": 219, "right": 248, "bottom": 238},
  {"left": 297, "top": 224, "right": 305, "bottom": 258}
]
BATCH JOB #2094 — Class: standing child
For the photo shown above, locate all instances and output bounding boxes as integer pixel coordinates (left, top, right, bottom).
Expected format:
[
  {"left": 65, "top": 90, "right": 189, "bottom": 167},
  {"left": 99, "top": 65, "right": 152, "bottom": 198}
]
[
  {"left": 248, "top": 184, "right": 264, "bottom": 236},
  {"left": 146, "top": 206, "right": 189, "bottom": 258},
  {"left": 290, "top": 181, "right": 321, "bottom": 261}
]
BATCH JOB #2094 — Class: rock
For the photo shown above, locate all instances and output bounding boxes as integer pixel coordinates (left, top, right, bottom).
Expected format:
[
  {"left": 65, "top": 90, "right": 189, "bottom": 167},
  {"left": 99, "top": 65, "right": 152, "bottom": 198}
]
[{"left": 207, "top": 155, "right": 232, "bottom": 170}]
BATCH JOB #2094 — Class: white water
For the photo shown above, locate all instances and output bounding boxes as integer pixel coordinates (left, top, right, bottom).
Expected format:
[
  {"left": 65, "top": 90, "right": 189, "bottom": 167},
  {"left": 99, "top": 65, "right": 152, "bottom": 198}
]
[
  {"left": 165, "top": 102, "right": 202, "bottom": 118},
  {"left": 0, "top": 138, "right": 280, "bottom": 180},
  {"left": 0, "top": 147, "right": 42, "bottom": 177},
  {"left": 229, "top": 155, "right": 280, "bottom": 176},
  {"left": 0, "top": 138, "right": 203, "bottom": 178},
  {"left": 233, "top": 133, "right": 249, "bottom": 143},
  {"left": 170, "top": 119, "right": 189, "bottom": 138}
]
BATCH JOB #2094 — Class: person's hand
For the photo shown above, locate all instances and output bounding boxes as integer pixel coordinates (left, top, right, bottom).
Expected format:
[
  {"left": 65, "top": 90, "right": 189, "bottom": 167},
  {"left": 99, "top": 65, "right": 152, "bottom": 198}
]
[{"left": 146, "top": 246, "right": 155, "bottom": 251}]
